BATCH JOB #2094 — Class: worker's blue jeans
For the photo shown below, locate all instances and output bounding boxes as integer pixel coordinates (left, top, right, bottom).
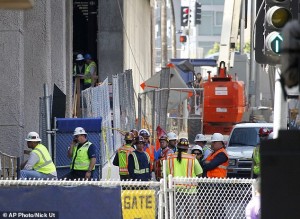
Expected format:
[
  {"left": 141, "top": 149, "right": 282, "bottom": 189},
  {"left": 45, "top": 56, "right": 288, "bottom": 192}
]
[{"left": 20, "top": 170, "right": 57, "bottom": 180}]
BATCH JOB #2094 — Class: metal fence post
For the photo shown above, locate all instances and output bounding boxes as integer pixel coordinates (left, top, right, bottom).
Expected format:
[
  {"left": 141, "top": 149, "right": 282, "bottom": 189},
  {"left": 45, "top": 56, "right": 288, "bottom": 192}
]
[{"left": 168, "top": 174, "right": 174, "bottom": 219}]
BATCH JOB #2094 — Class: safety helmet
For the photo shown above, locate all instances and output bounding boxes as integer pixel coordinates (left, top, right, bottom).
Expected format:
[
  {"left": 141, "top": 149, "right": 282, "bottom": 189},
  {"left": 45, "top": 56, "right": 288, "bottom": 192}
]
[
  {"left": 25, "top": 132, "right": 42, "bottom": 142},
  {"left": 135, "top": 136, "right": 145, "bottom": 144},
  {"left": 130, "top": 129, "right": 139, "bottom": 137},
  {"left": 84, "top": 53, "right": 92, "bottom": 60},
  {"left": 177, "top": 138, "right": 189, "bottom": 149},
  {"left": 124, "top": 132, "right": 134, "bottom": 141},
  {"left": 194, "top": 134, "right": 207, "bottom": 142},
  {"left": 138, "top": 129, "right": 150, "bottom": 137},
  {"left": 258, "top": 127, "right": 270, "bottom": 137},
  {"left": 191, "top": 145, "right": 203, "bottom": 153},
  {"left": 159, "top": 135, "right": 168, "bottom": 142},
  {"left": 76, "top": 54, "right": 84, "bottom": 61},
  {"left": 167, "top": 132, "right": 178, "bottom": 141},
  {"left": 73, "top": 127, "right": 87, "bottom": 136},
  {"left": 211, "top": 133, "right": 224, "bottom": 142}
]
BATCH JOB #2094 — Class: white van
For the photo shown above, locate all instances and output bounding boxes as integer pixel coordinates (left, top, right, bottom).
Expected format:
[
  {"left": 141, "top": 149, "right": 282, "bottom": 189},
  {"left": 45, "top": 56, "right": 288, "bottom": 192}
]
[{"left": 226, "top": 123, "right": 273, "bottom": 178}]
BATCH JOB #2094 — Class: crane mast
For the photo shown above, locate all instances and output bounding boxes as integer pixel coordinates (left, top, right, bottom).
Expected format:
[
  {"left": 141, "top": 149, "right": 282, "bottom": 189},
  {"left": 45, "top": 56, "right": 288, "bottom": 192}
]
[{"left": 218, "top": 0, "right": 242, "bottom": 70}]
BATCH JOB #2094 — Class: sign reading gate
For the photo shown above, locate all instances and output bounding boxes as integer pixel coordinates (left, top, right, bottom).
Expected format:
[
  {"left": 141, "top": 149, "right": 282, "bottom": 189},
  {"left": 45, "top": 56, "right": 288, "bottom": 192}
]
[{"left": 121, "top": 190, "right": 155, "bottom": 219}]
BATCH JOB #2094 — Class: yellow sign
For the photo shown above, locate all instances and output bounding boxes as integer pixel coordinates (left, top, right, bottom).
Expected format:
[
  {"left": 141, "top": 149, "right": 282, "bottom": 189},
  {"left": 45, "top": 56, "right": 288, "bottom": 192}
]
[{"left": 121, "top": 190, "right": 156, "bottom": 219}]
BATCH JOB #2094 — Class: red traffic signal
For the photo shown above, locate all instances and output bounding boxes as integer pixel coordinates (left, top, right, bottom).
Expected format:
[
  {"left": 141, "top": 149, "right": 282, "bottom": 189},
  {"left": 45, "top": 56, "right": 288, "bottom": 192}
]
[{"left": 180, "top": 35, "right": 187, "bottom": 43}]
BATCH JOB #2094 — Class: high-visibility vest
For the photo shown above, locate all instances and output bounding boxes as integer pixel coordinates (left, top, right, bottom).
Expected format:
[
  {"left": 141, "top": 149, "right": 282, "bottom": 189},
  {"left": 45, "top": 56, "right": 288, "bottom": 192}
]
[
  {"left": 144, "top": 144, "right": 155, "bottom": 171},
  {"left": 253, "top": 145, "right": 260, "bottom": 175},
  {"left": 73, "top": 64, "right": 87, "bottom": 76},
  {"left": 155, "top": 147, "right": 172, "bottom": 180},
  {"left": 84, "top": 61, "right": 97, "bottom": 84},
  {"left": 72, "top": 141, "right": 94, "bottom": 171},
  {"left": 206, "top": 148, "right": 229, "bottom": 178},
  {"left": 167, "top": 152, "right": 196, "bottom": 178},
  {"left": 32, "top": 144, "right": 56, "bottom": 174},
  {"left": 131, "top": 151, "right": 150, "bottom": 175},
  {"left": 117, "top": 144, "right": 135, "bottom": 175}
]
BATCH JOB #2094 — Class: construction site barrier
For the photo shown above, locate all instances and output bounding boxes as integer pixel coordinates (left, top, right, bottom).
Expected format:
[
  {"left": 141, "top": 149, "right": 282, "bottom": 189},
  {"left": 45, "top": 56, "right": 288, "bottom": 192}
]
[{"left": 0, "top": 177, "right": 254, "bottom": 219}]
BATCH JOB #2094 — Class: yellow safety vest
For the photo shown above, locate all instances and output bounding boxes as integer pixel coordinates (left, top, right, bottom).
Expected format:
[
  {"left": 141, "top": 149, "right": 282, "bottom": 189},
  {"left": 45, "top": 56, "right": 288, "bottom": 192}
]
[
  {"left": 167, "top": 153, "right": 196, "bottom": 178},
  {"left": 118, "top": 144, "right": 135, "bottom": 175},
  {"left": 32, "top": 144, "right": 56, "bottom": 174},
  {"left": 84, "top": 61, "right": 97, "bottom": 84},
  {"left": 72, "top": 141, "right": 94, "bottom": 171},
  {"left": 131, "top": 151, "right": 150, "bottom": 174},
  {"left": 253, "top": 145, "right": 260, "bottom": 175}
]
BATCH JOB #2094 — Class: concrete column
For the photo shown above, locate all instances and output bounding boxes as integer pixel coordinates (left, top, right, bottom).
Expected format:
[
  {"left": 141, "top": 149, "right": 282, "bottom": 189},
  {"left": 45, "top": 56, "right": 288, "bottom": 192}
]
[{"left": 0, "top": 10, "right": 25, "bottom": 156}]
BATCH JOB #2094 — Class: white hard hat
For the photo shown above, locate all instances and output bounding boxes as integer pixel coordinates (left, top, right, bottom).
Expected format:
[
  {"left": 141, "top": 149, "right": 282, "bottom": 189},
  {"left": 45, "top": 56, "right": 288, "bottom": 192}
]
[
  {"left": 138, "top": 129, "right": 150, "bottom": 137},
  {"left": 211, "top": 133, "right": 224, "bottom": 142},
  {"left": 194, "top": 134, "right": 207, "bottom": 142},
  {"left": 76, "top": 54, "right": 84, "bottom": 61},
  {"left": 191, "top": 145, "right": 203, "bottom": 152},
  {"left": 25, "top": 132, "right": 41, "bottom": 142},
  {"left": 73, "top": 127, "right": 87, "bottom": 136},
  {"left": 167, "top": 132, "right": 178, "bottom": 140}
]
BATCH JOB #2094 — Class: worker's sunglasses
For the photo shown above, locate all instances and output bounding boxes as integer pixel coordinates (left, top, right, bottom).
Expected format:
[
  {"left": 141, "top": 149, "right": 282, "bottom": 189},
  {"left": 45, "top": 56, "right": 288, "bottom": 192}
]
[{"left": 193, "top": 153, "right": 201, "bottom": 155}]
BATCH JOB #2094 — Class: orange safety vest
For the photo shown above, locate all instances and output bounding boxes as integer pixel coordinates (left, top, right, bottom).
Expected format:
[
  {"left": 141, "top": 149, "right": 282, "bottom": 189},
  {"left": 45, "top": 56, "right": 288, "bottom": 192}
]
[
  {"left": 155, "top": 148, "right": 172, "bottom": 180},
  {"left": 144, "top": 144, "right": 155, "bottom": 171},
  {"left": 206, "top": 148, "right": 229, "bottom": 178},
  {"left": 167, "top": 153, "right": 196, "bottom": 177},
  {"left": 117, "top": 145, "right": 135, "bottom": 175}
]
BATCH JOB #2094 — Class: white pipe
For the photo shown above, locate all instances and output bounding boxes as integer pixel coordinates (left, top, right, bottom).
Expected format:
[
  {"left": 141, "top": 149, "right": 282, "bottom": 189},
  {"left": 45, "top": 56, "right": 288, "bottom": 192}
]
[
  {"left": 44, "top": 84, "right": 52, "bottom": 157},
  {"left": 273, "top": 66, "right": 287, "bottom": 138},
  {"left": 168, "top": 174, "right": 174, "bottom": 219}
]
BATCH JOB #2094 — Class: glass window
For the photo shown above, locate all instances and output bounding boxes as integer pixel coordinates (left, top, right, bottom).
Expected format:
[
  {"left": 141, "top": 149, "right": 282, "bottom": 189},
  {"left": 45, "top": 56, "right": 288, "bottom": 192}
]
[
  {"left": 215, "top": 11, "right": 223, "bottom": 26},
  {"left": 228, "top": 128, "right": 260, "bottom": 147}
]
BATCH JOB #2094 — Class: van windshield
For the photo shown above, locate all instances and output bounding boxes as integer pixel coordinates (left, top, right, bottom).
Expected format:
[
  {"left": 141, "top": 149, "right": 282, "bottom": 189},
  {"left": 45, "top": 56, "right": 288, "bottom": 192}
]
[{"left": 228, "top": 127, "right": 260, "bottom": 147}]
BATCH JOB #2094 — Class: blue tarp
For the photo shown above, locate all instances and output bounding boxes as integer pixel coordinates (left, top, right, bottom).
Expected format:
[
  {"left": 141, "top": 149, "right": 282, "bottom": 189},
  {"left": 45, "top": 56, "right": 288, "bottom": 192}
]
[
  {"left": 55, "top": 118, "right": 102, "bottom": 179},
  {"left": 0, "top": 186, "right": 122, "bottom": 219}
]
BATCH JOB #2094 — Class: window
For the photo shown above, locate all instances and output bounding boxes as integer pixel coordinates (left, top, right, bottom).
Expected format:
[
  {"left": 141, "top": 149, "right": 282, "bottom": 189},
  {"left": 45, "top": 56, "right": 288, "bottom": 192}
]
[{"left": 215, "top": 11, "right": 223, "bottom": 26}]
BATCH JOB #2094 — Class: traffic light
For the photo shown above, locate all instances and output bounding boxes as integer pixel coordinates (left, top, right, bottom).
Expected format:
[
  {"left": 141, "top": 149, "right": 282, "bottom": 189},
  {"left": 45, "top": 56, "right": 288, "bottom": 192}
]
[
  {"left": 181, "top": 7, "right": 190, "bottom": 27},
  {"left": 179, "top": 35, "right": 187, "bottom": 43},
  {"left": 255, "top": 0, "right": 298, "bottom": 65},
  {"left": 195, "top": 2, "right": 201, "bottom": 25}
]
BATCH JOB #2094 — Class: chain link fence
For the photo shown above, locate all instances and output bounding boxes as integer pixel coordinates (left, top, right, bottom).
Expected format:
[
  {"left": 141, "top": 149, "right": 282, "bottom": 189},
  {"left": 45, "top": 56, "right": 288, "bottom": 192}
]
[
  {"left": 169, "top": 177, "right": 254, "bottom": 219},
  {"left": 138, "top": 88, "right": 204, "bottom": 144}
]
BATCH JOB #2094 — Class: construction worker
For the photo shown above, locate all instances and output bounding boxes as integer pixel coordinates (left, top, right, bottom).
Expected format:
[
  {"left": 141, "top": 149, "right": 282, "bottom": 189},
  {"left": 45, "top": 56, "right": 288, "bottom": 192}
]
[
  {"left": 113, "top": 132, "right": 135, "bottom": 180},
  {"left": 202, "top": 133, "right": 229, "bottom": 178},
  {"left": 194, "top": 134, "right": 211, "bottom": 160},
  {"left": 20, "top": 132, "right": 57, "bottom": 180},
  {"left": 63, "top": 127, "right": 97, "bottom": 180},
  {"left": 154, "top": 135, "right": 174, "bottom": 181},
  {"left": 166, "top": 138, "right": 203, "bottom": 218},
  {"left": 166, "top": 138, "right": 203, "bottom": 178},
  {"left": 167, "top": 131, "right": 178, "bottom": 152},
  {"left": 138, "top": 129, "right": 155, "bottom": 171},
  {"left": 128, "top": 136, "right": 151, "bottom": 181},
  {"left": 191, "top": 145, "right": 204, "bottom": 164},
  {"left": 252, "top": 128, "right": 270, "bottom": 178},
  {"left": 73, "top": 54, "right": 86, "bottom": 76},
  {"left": 83, "top": 53, "right": 97, "bottom": 89}
]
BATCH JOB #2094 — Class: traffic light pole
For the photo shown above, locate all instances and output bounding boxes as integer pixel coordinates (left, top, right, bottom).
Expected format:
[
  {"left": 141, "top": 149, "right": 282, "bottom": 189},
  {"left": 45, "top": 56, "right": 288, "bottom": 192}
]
[{"left": 273, "top": 66, "right": 288, "bottom": 138}]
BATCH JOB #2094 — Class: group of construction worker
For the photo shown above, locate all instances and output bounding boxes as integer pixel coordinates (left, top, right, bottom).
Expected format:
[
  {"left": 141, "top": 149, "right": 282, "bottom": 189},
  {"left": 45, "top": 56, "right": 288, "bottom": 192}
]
[
  {"left": 20, "top": 127, "right": 97, "bottom": 181},
  {"left": 113, "top": 129, "right": 230, "bottom": 181},
  {"left": 73, "top": 53, "right": 98, "bottom": 90}
]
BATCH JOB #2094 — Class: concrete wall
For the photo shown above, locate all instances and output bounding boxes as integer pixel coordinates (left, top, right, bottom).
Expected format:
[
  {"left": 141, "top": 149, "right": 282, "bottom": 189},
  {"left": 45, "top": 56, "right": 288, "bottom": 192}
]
[
  {"left": 0, "top": 0, "right": 71, "bottom": 157},
  {"left": 124, "top": 0, "right": 152, "bottom": 95}
]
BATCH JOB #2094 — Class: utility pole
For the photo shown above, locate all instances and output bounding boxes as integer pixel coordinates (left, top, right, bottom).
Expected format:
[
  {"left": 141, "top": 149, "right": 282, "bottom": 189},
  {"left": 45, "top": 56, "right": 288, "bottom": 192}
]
[
  {"left": 170, "top": 0, "right": 176, "bottom": 58},
  {"left": 161, "top": 0, "right": 168, "bottom": 67}
]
